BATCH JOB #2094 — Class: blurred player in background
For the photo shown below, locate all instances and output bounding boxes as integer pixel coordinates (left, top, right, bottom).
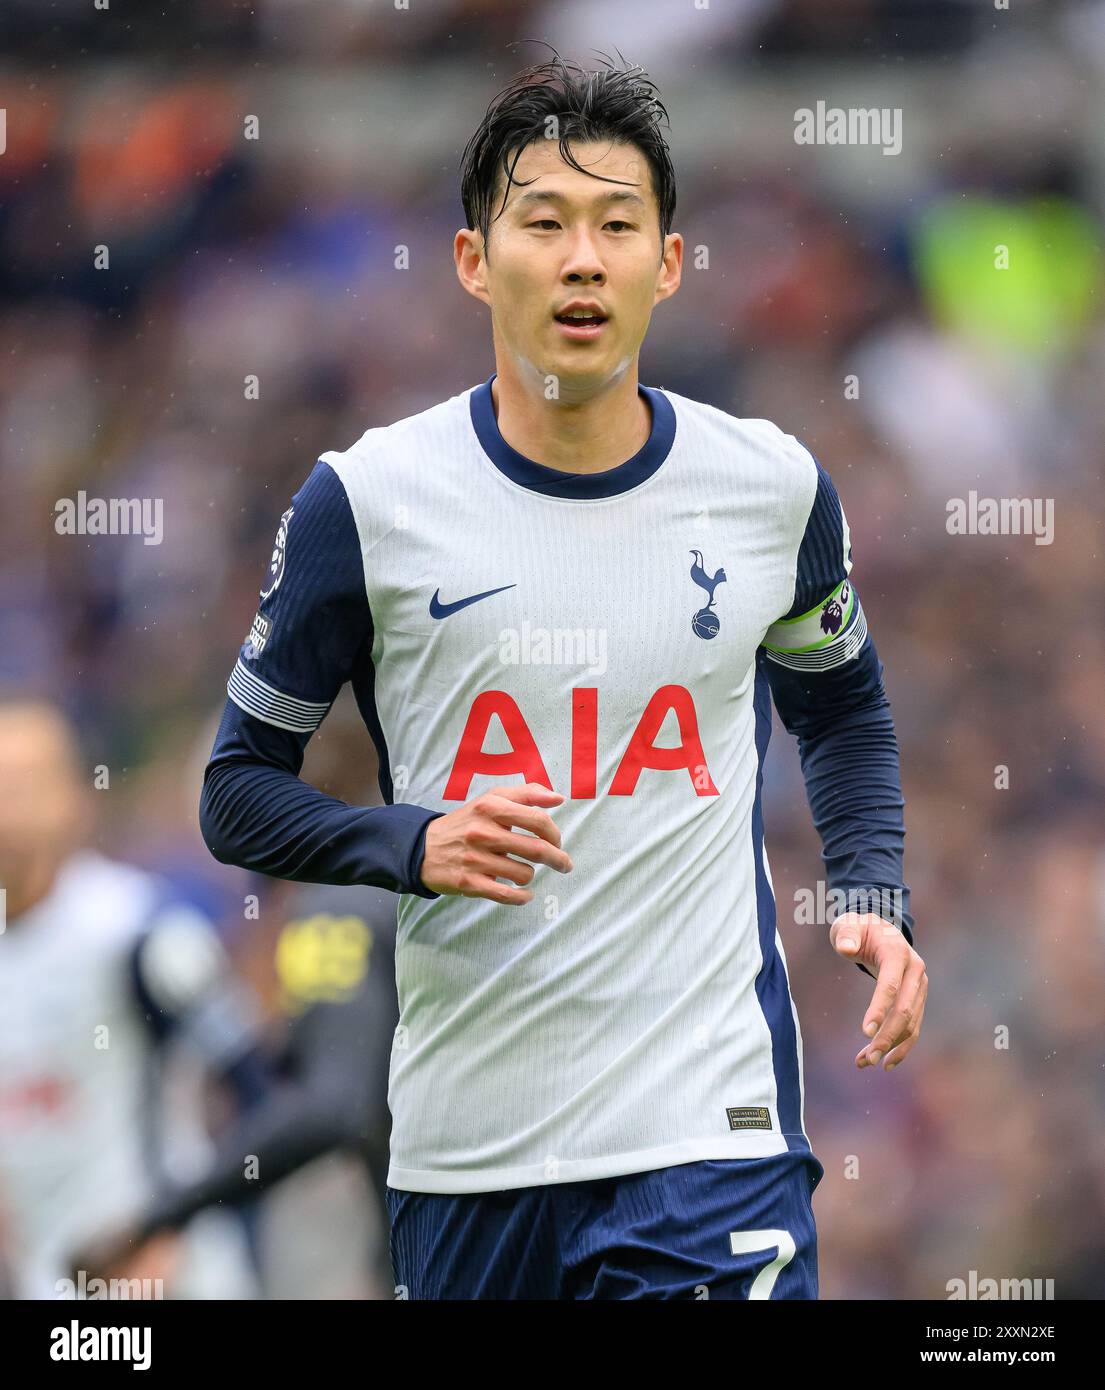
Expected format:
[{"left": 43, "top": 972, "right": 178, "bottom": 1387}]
[
  {"left": 72, "top": 709, "right": 400, "bottom": 1298},
  {"left": 73, "top": 879, "right": 400, "bottom": 1299},
  {"left": 0, "top": 695, "right": 264, "bottom": 1299}
]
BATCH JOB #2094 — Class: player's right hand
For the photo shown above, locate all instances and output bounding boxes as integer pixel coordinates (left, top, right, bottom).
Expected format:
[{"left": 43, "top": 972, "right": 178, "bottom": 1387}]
[{"left": 419, "top": 783, "right": 572, "bottom": 905}]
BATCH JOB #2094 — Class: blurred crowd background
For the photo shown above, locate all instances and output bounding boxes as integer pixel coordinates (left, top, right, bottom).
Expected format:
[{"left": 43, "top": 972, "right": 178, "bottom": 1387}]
[{"left": 1, "top": 0, "right": 1103, "bottom": 1299}]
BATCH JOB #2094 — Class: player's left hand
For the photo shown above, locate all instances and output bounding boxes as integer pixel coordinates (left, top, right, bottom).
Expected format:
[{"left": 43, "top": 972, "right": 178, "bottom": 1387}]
[{"left": 830, "top": 912, "right": 927, "bottom": 1072}]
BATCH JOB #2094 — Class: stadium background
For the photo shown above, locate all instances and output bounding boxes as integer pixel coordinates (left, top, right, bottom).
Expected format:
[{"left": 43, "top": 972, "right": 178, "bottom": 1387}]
[{"left": 1, "top": 0, "right": 1103, "bottom": 1298}]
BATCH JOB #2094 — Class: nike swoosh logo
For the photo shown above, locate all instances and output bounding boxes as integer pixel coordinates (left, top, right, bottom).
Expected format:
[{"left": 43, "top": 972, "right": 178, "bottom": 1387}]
[{"left": 429, "top": 584, "right": 516, "bottom": 619}]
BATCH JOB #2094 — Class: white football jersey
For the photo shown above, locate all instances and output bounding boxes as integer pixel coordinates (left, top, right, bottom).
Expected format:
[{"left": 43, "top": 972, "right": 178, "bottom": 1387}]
[{"left": 228, "top": 375, "right": 878, "bottom": 1193}]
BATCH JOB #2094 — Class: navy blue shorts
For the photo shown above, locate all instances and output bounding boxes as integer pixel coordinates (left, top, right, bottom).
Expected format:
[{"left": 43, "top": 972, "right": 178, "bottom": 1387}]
[{"left": 387, "top": 1149, "right": 824, "bottom": 1300}]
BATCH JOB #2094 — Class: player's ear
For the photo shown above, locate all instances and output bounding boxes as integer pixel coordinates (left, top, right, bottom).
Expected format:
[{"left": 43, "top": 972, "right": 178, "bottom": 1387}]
[
  {"left": 454, "top": 227, "right": 491, "bottom": 307},
  {"left": 654, "top": 231, "right": 682, "bottom": 306}
]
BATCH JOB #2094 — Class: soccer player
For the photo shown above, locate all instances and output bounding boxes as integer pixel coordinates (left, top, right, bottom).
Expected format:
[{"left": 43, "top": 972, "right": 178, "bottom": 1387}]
[
  {"left": 72, "top": 876, "right": 401, "bottom": 1299},
  {"left": 0, "top": 697, "right": 263, "bottom": 1298},
  {"left": 200, "top": 51, "right": 927, "bottom": 1300}
]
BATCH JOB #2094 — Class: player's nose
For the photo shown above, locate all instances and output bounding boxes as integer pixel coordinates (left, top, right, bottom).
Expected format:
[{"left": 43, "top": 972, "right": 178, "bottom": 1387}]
[{"left": 560, "top": 234, "right": 607, "bottom": 281}]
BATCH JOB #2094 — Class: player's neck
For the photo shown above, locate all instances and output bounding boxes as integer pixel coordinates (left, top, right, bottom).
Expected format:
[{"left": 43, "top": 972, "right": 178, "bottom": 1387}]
[
  {"left": 0, "top": 853, "right": 61, "bottom": 927},
  {"left": 489, "top": 369, "right": 651, "bottom": 476}
]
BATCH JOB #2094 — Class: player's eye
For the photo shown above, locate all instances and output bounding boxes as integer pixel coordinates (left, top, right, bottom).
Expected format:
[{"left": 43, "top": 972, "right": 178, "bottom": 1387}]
[{"left": 527, "top": 217, "right": 634, "bottom": 233}]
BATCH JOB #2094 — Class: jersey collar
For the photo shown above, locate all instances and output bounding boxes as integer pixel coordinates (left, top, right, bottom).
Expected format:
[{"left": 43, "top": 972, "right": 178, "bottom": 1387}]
[{"left": 469, "top": 373, "right": 676, "bottom": 499}]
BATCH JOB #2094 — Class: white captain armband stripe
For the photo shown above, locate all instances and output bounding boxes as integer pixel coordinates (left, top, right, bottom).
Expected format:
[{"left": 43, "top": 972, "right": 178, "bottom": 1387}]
[
  {"left": 762, "top": 579, "right": 868, "bottom": 672},
  {"left": 227, "top": 661, "right": 331, "bottom": 733}
]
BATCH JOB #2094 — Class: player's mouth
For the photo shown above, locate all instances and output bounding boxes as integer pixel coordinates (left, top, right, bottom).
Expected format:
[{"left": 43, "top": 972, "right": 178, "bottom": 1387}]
[{"left": 553, "top": 302, "right": 609, "bottom": 340}]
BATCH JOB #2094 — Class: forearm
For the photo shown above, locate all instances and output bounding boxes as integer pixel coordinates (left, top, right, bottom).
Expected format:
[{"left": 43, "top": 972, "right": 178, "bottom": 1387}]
[
  {"left": 762, "top": 637, "right": 915, "bottom": 955},
  {"left": 136, "top": 1082, "right": 359, "bottom": 1238},
  {"left": 199, "top": 696, "right": 442, "bottom": 896},
  {"left": 796, "top": 693, "right": 914, "bottom": 943},
  {"left": 200, "top": 758, "right": 439, "bottom": 896}
]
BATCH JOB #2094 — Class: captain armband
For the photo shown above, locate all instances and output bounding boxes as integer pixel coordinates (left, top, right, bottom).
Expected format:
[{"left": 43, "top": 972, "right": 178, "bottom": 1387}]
[{"left": 762, "top": 578, "right": 868, "bottom": 673}]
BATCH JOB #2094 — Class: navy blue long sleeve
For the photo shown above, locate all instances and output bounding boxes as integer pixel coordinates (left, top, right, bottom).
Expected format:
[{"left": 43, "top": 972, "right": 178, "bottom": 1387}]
[
  {"left": 199, "top": 460, "right": 442, "bottom": 897},
  {"left": 761, "top": 451, "right": 914, "bottom": 972},
  {"left": 200, "top": 700, "right": 440, "bottom": 897},
  {"left": 762, "top": 648, "right": 913, "bottom": 944}
]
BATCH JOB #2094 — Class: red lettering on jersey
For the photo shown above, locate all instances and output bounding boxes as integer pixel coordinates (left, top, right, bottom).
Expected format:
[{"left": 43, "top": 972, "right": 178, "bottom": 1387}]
[
  {"left": 444, "top": 687, "right": 717, "bottom": 799},
  {"left": 571, "top": 688, "right": 598, "bottom": 799},
  {"left": 0, "top": 1076, "right": 73, "bottom": 1121},
  {"left": 443, "top": 690, "right": 553, "bottom": 801},
  {"left": 609, "top": 684, "right": 719, "bottom": 797}
]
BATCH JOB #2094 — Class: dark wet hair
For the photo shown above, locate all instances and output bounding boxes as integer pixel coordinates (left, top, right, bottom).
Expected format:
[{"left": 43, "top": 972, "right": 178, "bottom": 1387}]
[{"left": 460, "top": 45, "right": 676, "bottom": 257}]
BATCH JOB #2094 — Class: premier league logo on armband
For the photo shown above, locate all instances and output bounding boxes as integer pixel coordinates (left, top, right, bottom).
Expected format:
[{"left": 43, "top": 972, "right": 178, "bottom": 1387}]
[
  {"left": 260, "top": 506, "right": 294, "bottom": 600},
  {"left": 820, "top": 579, "right": 849, "bottom": 636},
  {"left": 689, "top": 548, "right": 727, "bottom": 640}
]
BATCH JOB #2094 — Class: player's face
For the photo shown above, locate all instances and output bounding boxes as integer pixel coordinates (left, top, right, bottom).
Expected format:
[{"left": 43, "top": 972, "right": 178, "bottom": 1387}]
[
  {"left": 0, "top": 705, "right": 85, "bottom": 882},
  {"left": 462, "top": 139, "right": 681, "bottom": 393}
]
